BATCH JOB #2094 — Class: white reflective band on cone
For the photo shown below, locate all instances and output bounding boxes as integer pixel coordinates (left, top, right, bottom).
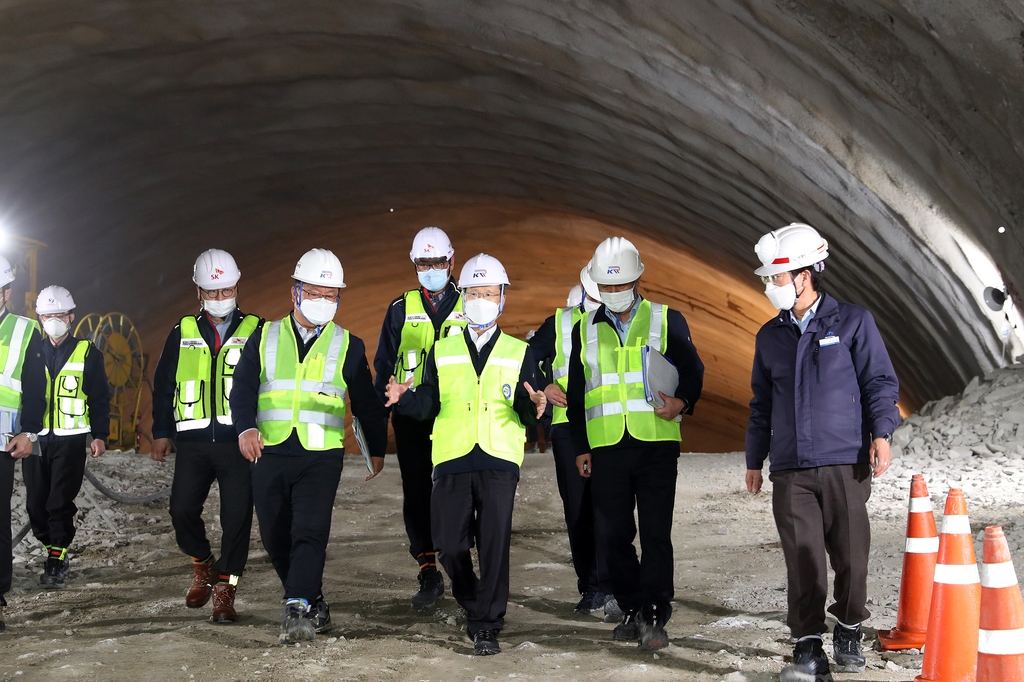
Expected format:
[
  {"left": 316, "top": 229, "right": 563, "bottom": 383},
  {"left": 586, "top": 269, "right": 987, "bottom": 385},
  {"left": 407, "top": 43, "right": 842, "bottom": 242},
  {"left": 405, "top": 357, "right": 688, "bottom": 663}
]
[
  {"left": 941, "top": 514, "right": 972, "bottom": 535},
  {"left": 933, "top": 563, "right": 981, "bottom": 585},
  {"left": 905, "top": 537, "right": 940, "bottom": 554},
  {"left": 909, "top": 497, "right": 934, "bottom": 513},
  {"left": 981, "top": 561, "right": 1019, "bottom": 589},
  {"left": 978, "top": 628, "right": 1024, "bottom": 656}
]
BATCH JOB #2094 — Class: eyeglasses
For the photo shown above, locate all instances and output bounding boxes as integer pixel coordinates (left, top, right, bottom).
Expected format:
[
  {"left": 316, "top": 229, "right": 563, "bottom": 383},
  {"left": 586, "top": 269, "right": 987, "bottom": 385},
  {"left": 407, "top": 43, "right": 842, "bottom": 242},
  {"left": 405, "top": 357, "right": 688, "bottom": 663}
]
[
  {"left": 39, "top": 312, "right": 72, "bottom": 322},
  {"left": 463, "top": 291, "right": 501, "bottom": 301},
  {"left": 414, "top": 260, "right": 449, "bottom": 272},
  {"left": 298, "top": 286, "right": 340, "bottom": 304},
  {"left": 200, "top": 287, "right": 236, "bottom": 300},
  {"left": 760, "top": 273, "right": 794, "bottom": 286}
]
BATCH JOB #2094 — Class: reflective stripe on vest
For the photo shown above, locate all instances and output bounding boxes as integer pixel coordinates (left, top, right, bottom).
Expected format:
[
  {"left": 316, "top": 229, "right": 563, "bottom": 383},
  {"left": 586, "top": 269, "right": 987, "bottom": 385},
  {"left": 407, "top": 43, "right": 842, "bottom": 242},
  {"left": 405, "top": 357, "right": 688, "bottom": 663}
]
[
  {"left": 431, "top": 332, "right": 528, "bottom": 466},
  {"left": 581, "top": 300, "right": 680, "bottom": 447},
  {"left": 395, "top": 290, "right": 467, "bottom": 387},
  {"left": 0, "top": 314, "right": 40, "bottom": 437},
  {"left": 551, "top": 306, "right": 583, "bottom": 425},
  {"left": 41, "top": 340, "right": 92, "bottom": 436},
  {"left": 256, "top": 318, "right": 349, "bottom": 451}
]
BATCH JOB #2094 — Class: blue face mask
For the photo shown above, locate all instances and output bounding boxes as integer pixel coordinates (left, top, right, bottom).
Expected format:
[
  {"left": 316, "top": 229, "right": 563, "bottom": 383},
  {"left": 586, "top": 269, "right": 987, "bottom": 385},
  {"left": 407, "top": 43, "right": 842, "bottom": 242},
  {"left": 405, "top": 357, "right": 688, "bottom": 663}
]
[{"left": 418, "top": 269, "right": 449, "bottom": 292}]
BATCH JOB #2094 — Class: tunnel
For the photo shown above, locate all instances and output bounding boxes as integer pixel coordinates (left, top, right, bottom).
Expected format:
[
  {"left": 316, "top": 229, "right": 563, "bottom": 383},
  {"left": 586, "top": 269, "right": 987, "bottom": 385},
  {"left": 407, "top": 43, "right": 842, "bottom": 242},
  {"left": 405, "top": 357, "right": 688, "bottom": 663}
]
[{"left": 1, "top": 0, "right": 1023, "bottom": 452}]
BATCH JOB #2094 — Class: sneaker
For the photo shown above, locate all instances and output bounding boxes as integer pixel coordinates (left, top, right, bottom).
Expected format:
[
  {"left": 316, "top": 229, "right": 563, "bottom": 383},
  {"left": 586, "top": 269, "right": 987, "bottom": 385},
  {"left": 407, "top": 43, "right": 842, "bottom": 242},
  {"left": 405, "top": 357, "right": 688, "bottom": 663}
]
[
  {"left": 637, "top": 604, "right": 669, "bottom": 650},
  {"left": 473, "top": 629, "right": 501, "bottom": 655},
  {"left": 311, "top": 595, "right": 331, "bottom": 633},
  {"left": 41, "top": 557, "right": 69, "bottom": 589},
  {"left": 603, "top": 597, "right": 623, "bottom": 622},
  {"left": 279, "top": 599, "right": 316, "bottom": 644},
  {"left": 574, "top": 590, "right": 608, "bottom": 614},
  {"left": 411, "top": 567, "right": 445, "bottom": 611},
  {"left": 781, "top": 638, "right": 833, "bottom": 682},
  {"left": 612, "top": 610, "right": 639, "bottom": 641},
  {"left": 832, "top": 623, "right": 865, "bottom": 673}
]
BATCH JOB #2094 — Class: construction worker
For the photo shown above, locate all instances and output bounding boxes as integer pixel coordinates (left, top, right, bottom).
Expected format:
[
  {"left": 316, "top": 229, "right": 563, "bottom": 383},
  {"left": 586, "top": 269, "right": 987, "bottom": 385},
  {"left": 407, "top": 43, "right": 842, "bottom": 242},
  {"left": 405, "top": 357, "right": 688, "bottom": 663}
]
[
  {"left": 151, "top": 249, "right": 263, "bottom": 623},
  {"left": 744, "top": 223, "right": 899, "bottom": 680},
  {"left": 566, "top": 237, "right": 704, "bottom": 650},
  {"left": 0, "top": 256, "right": 46, "bottom": 632},
  {"left": 385, "top": 253, "right": 546, "bottom": 656},
  {"left": 231, "top": 248, "right": 388, "bottom": 644},
  {"left": 527, "top": 265, "right": 618, "bottom": 619},
  {"left": 22, "top": 286, "right": 110, "bottom": 589},
  {"left": 372, "top": 226, "right": 466, "bottom": 609}
]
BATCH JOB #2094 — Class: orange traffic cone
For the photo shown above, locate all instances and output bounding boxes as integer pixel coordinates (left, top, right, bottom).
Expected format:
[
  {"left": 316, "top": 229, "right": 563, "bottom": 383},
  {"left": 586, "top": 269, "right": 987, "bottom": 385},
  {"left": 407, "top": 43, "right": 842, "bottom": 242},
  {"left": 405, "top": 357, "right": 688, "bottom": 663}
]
[
  {"left": 879, "top": 474, "right": 939, "bottom": 650},
  {"left": 977, "top": 526, "right": 1024, "bottom": 681},
  {"left": 916, "top": 487, "right": 981, "bottom": 682}
]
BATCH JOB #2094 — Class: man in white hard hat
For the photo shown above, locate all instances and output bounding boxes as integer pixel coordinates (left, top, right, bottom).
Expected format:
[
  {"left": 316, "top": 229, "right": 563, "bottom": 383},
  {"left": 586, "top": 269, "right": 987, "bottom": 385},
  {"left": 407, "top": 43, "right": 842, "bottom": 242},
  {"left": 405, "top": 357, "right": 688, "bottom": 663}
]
[
  {"left": 566, "top": 237, "right": 704, "bottom": 650},
  {"left": 385, "top": 253, "right": 546, "bottom": 656},
  {"left": 231, "top": 248, "right": 388, "bottom": 644},
  {"left": 745, "top": 223, "right": 899, "bottom": 680},
  {"left": 22, "top": 286, "right": 109, "bottom": 589},
  {"left": 151, "top": 249, "right": 264, "bottom": 623},
  {"left": 372, "top": 226, "right": 466, "bottom": 610},
  {"left": 0, "top": 255, "right": 47, "bottom": 632},
  {"left": 527, "top": 264, "right": 617, "bottom": 619}
]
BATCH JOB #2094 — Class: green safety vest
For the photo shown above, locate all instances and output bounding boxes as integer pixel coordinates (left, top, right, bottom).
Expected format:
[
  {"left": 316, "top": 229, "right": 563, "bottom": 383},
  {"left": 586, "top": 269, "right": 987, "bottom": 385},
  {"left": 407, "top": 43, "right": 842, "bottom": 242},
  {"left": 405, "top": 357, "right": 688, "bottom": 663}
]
[
  {"left": 431, "top": 331, "right": 528, "bottom": 467},
  {"left": 257, "top": 318, "right": 349, "bottom": 451},
  {"left": 173, "top": 315, "right": 260, "bottom": 432},
  {"left": 0, "top": 313, "right": 40, "bottom": 437},
  {"left": 395, "top": 290, "right": 467, "bottom": 387},
  {"left": 581, "top": 299, "right": 681, "bottom": 447},
  {"left": 41, "top": 339, "right": 92, "bottom": 436},
  {"left": 551, "top": 305, "right": 583, "bottom": 426}
]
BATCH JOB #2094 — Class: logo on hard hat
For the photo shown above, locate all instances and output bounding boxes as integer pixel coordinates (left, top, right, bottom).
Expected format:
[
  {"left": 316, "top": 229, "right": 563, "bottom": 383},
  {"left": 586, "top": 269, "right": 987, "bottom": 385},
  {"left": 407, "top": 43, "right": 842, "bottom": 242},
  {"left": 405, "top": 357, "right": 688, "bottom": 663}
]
[
  {"left": 211, "top": 267, "right": 225, "bottom": 280},
  {"left": 607, "top": 266, "right": 620, "bottom": 275},
  {"left": 425, "top": 244, "right": 434, "bottom": 252},
  {"left": 473, "top": 269, "right": 487, "bottom": 278},
  {"left": 320, "top": 271, "right": 333, "bottom": 279}
]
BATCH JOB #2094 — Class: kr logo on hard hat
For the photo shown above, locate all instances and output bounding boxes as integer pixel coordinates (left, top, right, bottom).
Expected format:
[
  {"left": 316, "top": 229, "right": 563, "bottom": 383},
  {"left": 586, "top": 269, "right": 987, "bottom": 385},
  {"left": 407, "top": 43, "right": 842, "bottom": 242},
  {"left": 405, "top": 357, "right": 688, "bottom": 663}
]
[
  {"left": 473, "top": 269, "right": 487, "bottom": 278},
  {"left": 320, "top": 271, "right": 333, "bottom": 278},
  {"left": 607, "top": 266, "right": 620, "bottom": 275}
]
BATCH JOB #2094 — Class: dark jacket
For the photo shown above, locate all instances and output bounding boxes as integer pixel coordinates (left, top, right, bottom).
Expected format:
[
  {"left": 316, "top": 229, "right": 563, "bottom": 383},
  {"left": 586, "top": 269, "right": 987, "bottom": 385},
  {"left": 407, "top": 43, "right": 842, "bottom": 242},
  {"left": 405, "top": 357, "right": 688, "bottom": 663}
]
[
  {"left": 41, "top": 334, "right": 110, "bottom": 442},
  {"left": 566, "top": 300, "right": 705, "bottom": 456},
  {"left": 230, "top": 314, "right": 388, "bottom": 458},
  {"left": 0, "top": 310, "right": 46, "bottom": 435},
  {"left": 394, "top": 326, "right": 540, "bottom": 479},
  {"left": 527, "top": 311, "right": 565, "bottom": 437},
  {"left": 152, "top": 309, "right": 264, "bottom": 443},
  {"left": 745, "top": 293, "right": 901, "bottom": 473}
]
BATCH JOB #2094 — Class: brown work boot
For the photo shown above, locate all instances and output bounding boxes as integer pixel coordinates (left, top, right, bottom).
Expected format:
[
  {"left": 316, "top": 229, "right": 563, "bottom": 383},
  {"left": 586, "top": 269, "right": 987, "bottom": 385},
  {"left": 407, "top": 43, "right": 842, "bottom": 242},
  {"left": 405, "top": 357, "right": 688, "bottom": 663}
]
[
  {"left": 211, "top": 583, "right": 238, "bottom": 623},
  {"left": 185, "top": 558, "right": 214, "bottom": 608}
]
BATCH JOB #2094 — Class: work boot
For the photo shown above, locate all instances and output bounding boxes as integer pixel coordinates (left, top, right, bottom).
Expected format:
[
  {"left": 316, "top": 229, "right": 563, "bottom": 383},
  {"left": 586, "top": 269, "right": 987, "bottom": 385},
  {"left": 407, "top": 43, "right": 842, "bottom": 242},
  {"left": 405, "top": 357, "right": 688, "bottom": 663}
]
[
  {"left": 637, "top": 604, "right": 669, "bottom": 650},
  {"left": 781, "top": 638, "right": 833, "bottom": 682},
  {"left": 603, "top": 597, "right": 623, "bottom": 622},
  {"left": 612, "top": 609, "right": 639, "bottom": 641},
  {"left": 831, "top": 623, "right": 865, "bottom": 673},
  {"left": 42, "top": 556, "right": 70, "bottom": 589},
  {"left": 574, "top": 590, "right": 609, "bottom": 614},
  {"left": 311, "top": 595, "right": 331, "bottom": 633},
  {"left": 185, "top": 558, "right": 215, "bottom": 608},
  {"left": 279, "top": 599, "right": 316, "bottom": 644},
  {"left": 211, "top": 584, "right": 238, "bottom": 623},
  {"left": 473, "top": 629, "right": 501, "bottom": 655},
  {"left": 411, "top": 567, "right": 445, "bottom": 611},
  {"left": 0, "top": 595, "right": 7, "bottom": 633}
]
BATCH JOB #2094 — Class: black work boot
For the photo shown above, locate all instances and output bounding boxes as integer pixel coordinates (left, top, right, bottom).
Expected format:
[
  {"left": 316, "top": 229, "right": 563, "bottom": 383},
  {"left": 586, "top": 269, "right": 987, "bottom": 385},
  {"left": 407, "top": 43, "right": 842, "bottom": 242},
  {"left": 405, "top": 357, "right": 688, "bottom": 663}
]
[
  {"left": 612, "top": 609, "right": 639, "bottom": 641},
  {"left": 0, "top": 595, "right": 7, "bottom": 633},
  {"left": 42, "top": 556, "right": 69, "bottom": 589},
  {"left": 473, "top": 629, "right": 500, "bottom": 655},
  {"left": 574, "top": 590, "right": 608, "bottom": 614},
  {"left": 411, "top": 567, "right": 445, "bottom": 611},
  {"left": 637, "top": 604, "right": 669, "bottom": 650},
  {"left": 311, "top": 595, "right": 331, "bottom": 633},
  {"left": 832, "top": 623, "right": 865, "bottom": 673},
  {"left": 781, "top": 637, "right": 833, "bottom": 682},
  {"left": 279, "top": 599, "right": 316, "bottom": 644}
]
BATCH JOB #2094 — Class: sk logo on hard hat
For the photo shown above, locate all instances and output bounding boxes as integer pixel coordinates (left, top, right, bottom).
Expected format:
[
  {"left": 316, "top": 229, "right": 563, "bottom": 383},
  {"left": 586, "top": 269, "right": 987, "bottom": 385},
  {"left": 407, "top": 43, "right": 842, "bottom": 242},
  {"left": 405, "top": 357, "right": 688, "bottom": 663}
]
[
  {"left": 473, "top": 269, "right": 487, "bottom": 278},
  {"left": 607, "top": 266, "right": 620, "bottom": 275},
  {"left": 502, "top": 384, "right": 512, "bottom": 400},
  {"left": 425, "top": 244, "right": 434, "bottom": 252}
]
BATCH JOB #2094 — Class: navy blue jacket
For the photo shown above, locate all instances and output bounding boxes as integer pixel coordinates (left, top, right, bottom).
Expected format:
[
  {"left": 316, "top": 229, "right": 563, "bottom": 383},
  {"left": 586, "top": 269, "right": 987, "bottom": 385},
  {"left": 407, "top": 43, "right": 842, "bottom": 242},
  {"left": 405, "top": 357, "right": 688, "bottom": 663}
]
[{"left": 745, "top": 293, "right": 900, "bottom": 473}]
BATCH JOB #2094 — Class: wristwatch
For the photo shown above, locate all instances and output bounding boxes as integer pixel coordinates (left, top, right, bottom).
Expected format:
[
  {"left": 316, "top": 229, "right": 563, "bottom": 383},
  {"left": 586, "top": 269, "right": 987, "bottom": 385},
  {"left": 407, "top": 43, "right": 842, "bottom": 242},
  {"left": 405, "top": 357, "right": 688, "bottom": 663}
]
[
  {"left": 24, "top": 432, "right": 38, "bottom": 443},
  {"left": 880, "top": 433, "right": 893, "bottom": 444}
]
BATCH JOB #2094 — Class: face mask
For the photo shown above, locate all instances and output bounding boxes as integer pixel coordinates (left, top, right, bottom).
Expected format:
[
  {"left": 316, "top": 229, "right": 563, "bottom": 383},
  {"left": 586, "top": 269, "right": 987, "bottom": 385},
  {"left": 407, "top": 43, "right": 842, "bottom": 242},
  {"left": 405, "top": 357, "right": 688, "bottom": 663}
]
[
  {"left": 43, "top": 318, "right": 69, "bottom": 339},
  {"left": 299, "top": 297, "right": 338, "bottom": 326},
  {"left": 583, "top": 297, "right": 602, "bottom": 313},
  {"left": 599, "top": 287, "right": 636, "bottom": 313},
  {"left": 764, "top": 282, "right": 798, "bottom": 310},
  {"left": 464, "top": 298, "right": 501, "bottom": 327},
  {"left": 417, "top": 269, "right": 448, "bottom": 292},
  {"left": 204, "top": 297, "right": 236, "bottom": 318}
]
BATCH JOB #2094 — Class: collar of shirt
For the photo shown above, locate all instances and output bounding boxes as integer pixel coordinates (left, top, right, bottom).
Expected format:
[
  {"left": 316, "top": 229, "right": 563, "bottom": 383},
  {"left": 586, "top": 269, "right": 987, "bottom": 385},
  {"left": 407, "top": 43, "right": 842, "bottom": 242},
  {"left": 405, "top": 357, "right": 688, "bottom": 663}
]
[
  {"left": 470, "top": 324, "right": 498, "bottom": 351},
  {"left": 603, "top": 294, "right": 643, "bottom": 343},
  {"left": 789, "top": 293, "right": 822, "bottom": 334},
  {"left": 291, "top": 314, "right": 319, "bottom": 344}
]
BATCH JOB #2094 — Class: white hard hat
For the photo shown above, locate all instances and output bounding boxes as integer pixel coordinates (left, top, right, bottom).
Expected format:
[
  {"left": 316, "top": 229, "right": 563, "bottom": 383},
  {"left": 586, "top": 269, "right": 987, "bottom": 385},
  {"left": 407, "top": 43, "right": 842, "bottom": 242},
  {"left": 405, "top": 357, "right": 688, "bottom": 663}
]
[
  {"left": 579, "top": 263, "right": 601, "bottom": 301},
  {"left": 458, "top": 253, "right": 510, "bottom": 288},
  {"left": 410, "top": 226, "right": 455, "bottom": 262},
  {"left": 0, "top": 256, "right": 14, "bottom": 287},
  {"left": 36, "top": 285, "right": 76, "bottom": 314},
  {"left": 589, "top": 237, "right": 645, "bottom": 285},
  {"left": 566, "top": 284, "right": 583, "bottom": 307},
  {"left": 293, "top": 248, "right": 346, "bottom": 288},
  {"left": 754, "top": 223, "right": 829, "bottom": 277},
  {"left": 193, "top": 249, "right": 241, "bottom": 290}
]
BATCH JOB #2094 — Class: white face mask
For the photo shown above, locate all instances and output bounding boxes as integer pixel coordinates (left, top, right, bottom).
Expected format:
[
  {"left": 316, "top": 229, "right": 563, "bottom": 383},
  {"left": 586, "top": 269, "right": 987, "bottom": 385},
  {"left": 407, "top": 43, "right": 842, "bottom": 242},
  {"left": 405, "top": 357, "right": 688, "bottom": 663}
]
[
  {"left": 464, "top": 298, "right": 501, "bottom": 327},
  {"left": 204, "top": 297, "right": 236, "bottom": 318},
  {"left": 583, "top": 297, "right": 602, "bottom": 313},
  {"left": 299, "top": 297, "right": 338, "bottom": 326},
  {"left": 43, "top": 318, "right": 69, "bottom": 339},
  {"left": 599, "top": 287, "right": 636, "bottom": 313},
  {"left": 764, "top": 282, "right": 798, "bottom": 311}
]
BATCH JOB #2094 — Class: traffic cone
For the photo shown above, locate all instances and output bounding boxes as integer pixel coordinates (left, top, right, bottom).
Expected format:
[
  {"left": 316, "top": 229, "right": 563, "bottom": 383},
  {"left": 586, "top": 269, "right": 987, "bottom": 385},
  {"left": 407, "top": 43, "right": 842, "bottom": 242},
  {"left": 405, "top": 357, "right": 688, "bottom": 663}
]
[
  {"left": 915, "top": 487, "right": 981, "bottom": 682},
  {"left": 879, "top": 474, "right": 939, "bottom": 650},
  {"left": 977, "top": 526, "right": 1024, "bottom": 681}
]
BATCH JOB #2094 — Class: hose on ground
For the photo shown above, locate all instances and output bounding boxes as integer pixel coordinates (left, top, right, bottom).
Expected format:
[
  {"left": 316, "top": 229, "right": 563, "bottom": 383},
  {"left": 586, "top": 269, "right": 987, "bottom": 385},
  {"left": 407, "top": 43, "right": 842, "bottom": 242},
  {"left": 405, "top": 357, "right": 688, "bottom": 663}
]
[{"left": 83, "top": 468, "right": 171, "bottom": 506}]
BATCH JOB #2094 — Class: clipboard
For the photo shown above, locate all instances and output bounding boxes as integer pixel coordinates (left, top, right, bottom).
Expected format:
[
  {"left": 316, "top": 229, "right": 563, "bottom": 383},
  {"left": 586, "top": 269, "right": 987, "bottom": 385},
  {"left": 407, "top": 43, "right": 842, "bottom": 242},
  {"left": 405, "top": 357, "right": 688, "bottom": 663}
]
[
  {"left": 351, "top": 418, "right": 375, "bottom": 474},
  {"left": 641, "top": 346, "right": 682, "bottom": 424}
]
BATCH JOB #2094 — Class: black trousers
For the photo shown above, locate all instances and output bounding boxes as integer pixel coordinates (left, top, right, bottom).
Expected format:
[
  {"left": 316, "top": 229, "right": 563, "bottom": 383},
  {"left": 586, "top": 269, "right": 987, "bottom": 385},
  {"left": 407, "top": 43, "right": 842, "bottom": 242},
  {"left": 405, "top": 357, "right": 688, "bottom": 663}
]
[
  {"left": 392, "top": 413, "right": 435, "bottom": 565},
  {"left": 22, "top": 436, "right": 88, "bottom": 550},
  {"left": 770, "top": 463, "right": 872, "bottom": 637},
  {"left": 551, "top": 433, "right": 610, "bottom": 595},
  {"left": 0, "top": 452, "right": 13, "bottom": 597},
  {"left": 432, "top": 469, "right": 517, "bottom": 634},
  {"left": 590, "top": 443, "right": 678, "bottom": 619},
  {"left": 251, "top": 452, "right": 343, "bottom": 603},
  {"left": 169, "top": 441, "right": 254, "bottom": 577}
]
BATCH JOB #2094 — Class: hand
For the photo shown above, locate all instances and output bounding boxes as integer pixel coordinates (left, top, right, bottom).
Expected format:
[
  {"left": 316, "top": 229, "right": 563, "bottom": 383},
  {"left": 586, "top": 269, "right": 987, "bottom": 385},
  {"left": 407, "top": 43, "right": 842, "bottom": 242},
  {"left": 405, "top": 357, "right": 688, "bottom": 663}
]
[
  {"left": 151, "top": 438, "right": 173, "bottom": 463},
  {"left": 746, "top": 469, "right": 763, "bottom": 493},
  {"left": 238, "top": 428, "right": 263, "bottom": 463},
  {"left": 870, "top": 438, "right": 892, "bottom": 478},
  {"left": 524, "top": 382, "right": 547, "bottom": 419},
  {"left": 385, "top": 376, "right": 414, "bottom": 407},
  {"left": 90, "top": 439, "right": 106, "bottom": 458},
  {"left": 365, "top": 456, "right": 385, "bottom": 481},
  {"left": 543, "top": 383, "right": 567, "bottom": 408},
  {"left": 8, "top": 434, "right": 33, "bottom": 459},
  {"left": 576, "top": 453, "right": 592, "bottom": 478},
  {"left": 654, "top": 393, "right": 685, "bottom": 421}
]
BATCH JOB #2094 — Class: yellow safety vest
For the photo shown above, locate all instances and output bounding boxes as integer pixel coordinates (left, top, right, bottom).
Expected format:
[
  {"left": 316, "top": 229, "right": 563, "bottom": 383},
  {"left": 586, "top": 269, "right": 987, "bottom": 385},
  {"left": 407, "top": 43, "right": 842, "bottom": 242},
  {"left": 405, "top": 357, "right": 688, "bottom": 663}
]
[
  {"left": 41, "top": 339, "right": 92, "bottom": 436},
  {"left": 395, "top": 290, "right": 467, "bottom": 387},
  {"left": 581, "top": 300, "right": 681, "bottom": 447},
  {"left": 257, "top": 318, "right": 349, "bottom": 451},
  {"left": 0, "top": 313, "right": 40, "bottom": 436},
  {"left": 431, "top": 331, "right": 528, "bottom": 466},
  {"left": 551, "top": 306, "right": 583, "bottom": 426}
]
